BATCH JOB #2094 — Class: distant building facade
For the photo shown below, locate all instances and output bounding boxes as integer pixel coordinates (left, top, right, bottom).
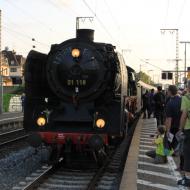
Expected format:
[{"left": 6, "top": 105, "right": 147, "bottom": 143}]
[{"left": 1, "top": 48, "right": 25, "bottom": 86}]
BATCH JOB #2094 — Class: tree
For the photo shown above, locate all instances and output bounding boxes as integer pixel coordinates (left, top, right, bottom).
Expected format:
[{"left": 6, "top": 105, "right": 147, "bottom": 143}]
[{"left": 137, "top": 71, "right": 154, "bottom": 85}]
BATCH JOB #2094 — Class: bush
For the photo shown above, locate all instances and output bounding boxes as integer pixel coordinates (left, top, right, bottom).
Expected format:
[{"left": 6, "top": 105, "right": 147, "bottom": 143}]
[
  {"left": 3, "top": 94, "right": 15, "bottom": 112},
  {"left": 12, "top": 85, "right": 24, "bottom": 94}
]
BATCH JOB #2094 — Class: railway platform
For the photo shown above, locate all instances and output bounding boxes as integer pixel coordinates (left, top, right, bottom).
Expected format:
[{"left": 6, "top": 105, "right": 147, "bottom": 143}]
[
  {"left": 0, "top": 112, "right": 23, "bottom": 124},
  {"left": 120, "top": 117, "right": 189, "bottom": 190}
]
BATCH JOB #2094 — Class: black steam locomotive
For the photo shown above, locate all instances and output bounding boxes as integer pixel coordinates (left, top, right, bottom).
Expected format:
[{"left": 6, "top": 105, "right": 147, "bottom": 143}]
[{"left": 24, "top": 29, "right": 128, "bottom": 161}]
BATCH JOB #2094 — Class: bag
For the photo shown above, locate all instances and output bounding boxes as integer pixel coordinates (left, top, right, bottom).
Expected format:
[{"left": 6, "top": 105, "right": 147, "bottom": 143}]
[
  {"left": 174, "top": 131, "right": 184, "bottom": 156},
  {"left": 163, "top": 134, "right": 173, "bottom": 156}
]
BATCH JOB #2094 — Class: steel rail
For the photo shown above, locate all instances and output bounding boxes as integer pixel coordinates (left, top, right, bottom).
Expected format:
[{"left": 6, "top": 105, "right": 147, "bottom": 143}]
[
  {"left": 22, "top": 165, "right": 53, "bottom": 190},
  {"left": 0, "top": 134, "right": 28, "bottom": 147},
  {"left": 0, "top": 128, "right": 24, "bottom": 136}
]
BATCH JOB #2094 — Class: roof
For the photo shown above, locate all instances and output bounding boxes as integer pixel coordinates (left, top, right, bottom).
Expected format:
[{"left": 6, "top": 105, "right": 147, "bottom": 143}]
[
  {"left": 2, "top": 50, "right": 20, "bottom": 66},
  {"left": 126, "top": 66, "right": 135, "bottom": 73}
]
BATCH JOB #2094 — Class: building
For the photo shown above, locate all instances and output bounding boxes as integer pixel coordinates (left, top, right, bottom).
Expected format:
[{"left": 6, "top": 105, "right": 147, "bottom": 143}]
[
  {"left": 0, "top": 52, "right": 12, "bottom": 86},
  {"left": 1, "top": 48, "right": 25, "bottom": 85}
]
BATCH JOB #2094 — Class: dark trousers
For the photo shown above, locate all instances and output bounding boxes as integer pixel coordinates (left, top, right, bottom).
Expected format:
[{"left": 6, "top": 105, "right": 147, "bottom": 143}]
[
  {"left": 183, "top": 130, "right": 190, "bottom": 172},
  {"left": 180, "top": 156, "right": 184, "bottom": 170},
  {"left": 148, "top": 110, "right": 152, "bottom": 118},
  {"left": 155, "top": 110, "right": 165, "bottom": 126},
  {"left": 170, "top": 127, "right": 179, "bottom": 149},
  {"left": 146, "top": 150, "right": 156, "bottom": 158},
  {"left": 146, "top": 150, "right": 167, "bottom": 164},
  {"left": 148, "top": 104, "right": 155, "bottom": 118},
  {"left": 143, "top": 105, "right": 151, "bottom": 118}
]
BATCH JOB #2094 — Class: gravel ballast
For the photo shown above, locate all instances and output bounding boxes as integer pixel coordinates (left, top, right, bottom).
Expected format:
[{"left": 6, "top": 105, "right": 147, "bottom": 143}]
[{"left": 0, "top": 146, "right": 50, "bottom": 190}]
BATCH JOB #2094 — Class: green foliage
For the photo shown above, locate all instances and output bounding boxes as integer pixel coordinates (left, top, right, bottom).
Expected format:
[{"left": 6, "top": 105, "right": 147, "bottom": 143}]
[
  {"left": 12, "top": 85, "right": 24, "bottom": 94},
  {"left": 137, "top": 71, "right": 154, "bottom": 85},
  {"left": 3, "top": 94, "right": 15, "bottom": 112}
]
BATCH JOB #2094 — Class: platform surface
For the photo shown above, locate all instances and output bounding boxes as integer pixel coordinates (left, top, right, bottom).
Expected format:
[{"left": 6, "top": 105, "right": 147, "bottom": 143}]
[
  {"left": 120, "top": 117, "right": 189, "bottom": 190},
  {"left": 0, "top": 112, "right": 23, "bottom": 124}
]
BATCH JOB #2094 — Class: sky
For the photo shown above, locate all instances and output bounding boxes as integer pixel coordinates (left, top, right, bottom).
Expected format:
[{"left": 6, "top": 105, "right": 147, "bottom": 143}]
[{"left": 1, "top": 0, "right": 190, "bottom": 84}]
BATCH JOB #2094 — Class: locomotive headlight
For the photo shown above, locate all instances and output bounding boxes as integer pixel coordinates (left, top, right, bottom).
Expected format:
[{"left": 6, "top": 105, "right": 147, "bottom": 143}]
[
  {"left": 96, "top": 119, "right": 106, "bottom": 128},
  {"left": 72, "top": 48, "right": 80, "bottom": 58},
  {"left": 37, "top": 117, "right": 46, "bottom": 127}
]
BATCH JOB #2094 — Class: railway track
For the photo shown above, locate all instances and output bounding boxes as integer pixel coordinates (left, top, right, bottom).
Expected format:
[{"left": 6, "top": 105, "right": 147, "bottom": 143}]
[
  {"left": 13, "top": 118, "right": 139, "bottom": 190},
  {"left": 0, "top": 128, "right": 28, "bottom": 147}
]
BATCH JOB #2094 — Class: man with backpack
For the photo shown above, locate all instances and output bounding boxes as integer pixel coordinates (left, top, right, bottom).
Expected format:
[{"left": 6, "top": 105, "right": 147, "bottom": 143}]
[
  {"left": 154, "top": 86, "right": 165, "bottom": 126},
  {"left": 165, "top": 85, "right": 181, "bottom": 150}
]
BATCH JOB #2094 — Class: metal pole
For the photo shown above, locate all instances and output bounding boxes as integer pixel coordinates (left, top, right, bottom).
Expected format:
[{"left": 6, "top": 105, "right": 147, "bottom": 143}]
[
  {"left": 176, "top": 29, "right": 179, "bottom": 85},
  {"left": 185, "top": 43, "right": 186, "bottom": 82},
  {"left": 180, "top": 41, "right": 190, "bottom": 85},
  {"left": 76, "top": 17, "right": 79, "bottom": 35},
  {"left": 160, "top": 29, "right": 179, "bottom": 85},
  {"left": 75, "top": 16, "right": 93, "bottom": 36}
]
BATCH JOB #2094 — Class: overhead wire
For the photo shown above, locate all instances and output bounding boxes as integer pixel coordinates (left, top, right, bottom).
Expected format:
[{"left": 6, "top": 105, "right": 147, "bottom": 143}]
[
  {"left": 139, "top": 59, "right": 163, "bottom": 71},
  {"left": 2, "top": 25, "right": 49, "bottom": 47},
  {"left": 82, "top": 0, "right": 168, "bottom": 72},
  {"left": 48, "top": 0, "right": 80, "bottom": 17},
  {"left": 3, "top": 29, "right": 33, "bottom": 47},
  {"left": 163, "top": 0, "right": 170, "bottom": 27},
  {"left": 176, "top": 0, "right": 186, "bottom": 26},
  {"left": 5, "top": 0, "right": 54, "bottom": 32},
  {"left": 103, "top": 0, "right": 120, "bottom": 30},
  {"left": 133, "top": 53, "right": 164, "bottom": 71},
  {"left": 3, "top": 17, "right": 49, "bottom": 47},
  {"left": 82, "top": 0, "right": 120, "bottom": 48}
]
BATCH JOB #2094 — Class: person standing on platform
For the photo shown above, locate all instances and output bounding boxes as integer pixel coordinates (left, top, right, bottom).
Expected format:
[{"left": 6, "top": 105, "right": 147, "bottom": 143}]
[
  {"left": 142, "top": 90, "right": 149, "bottom": 119},
  {"left": 148, "top": 89, "right": 155, "bottom": 118},
  {"left": 165, "top": 85, "right": 181, "bottom": 150},
  {"left": 177, "top": 80, "right": 190, "bottom": 187},
  {"left": 154, "top": 86, "right": 165, "bottom": 126},
  {"left": 21, "top": 93, "right": 25, "bottom": 112}
]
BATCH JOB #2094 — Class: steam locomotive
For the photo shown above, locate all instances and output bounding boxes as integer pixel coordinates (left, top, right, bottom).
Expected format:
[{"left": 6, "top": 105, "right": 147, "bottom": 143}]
[{"left": 24, "top": 29, "right": 135, "bottom": 162}]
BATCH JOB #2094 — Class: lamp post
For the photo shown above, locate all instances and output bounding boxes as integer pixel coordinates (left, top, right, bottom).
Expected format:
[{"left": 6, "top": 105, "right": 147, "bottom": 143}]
[{"left": 0, "top": 68, "right": 7, "bottom": 114}]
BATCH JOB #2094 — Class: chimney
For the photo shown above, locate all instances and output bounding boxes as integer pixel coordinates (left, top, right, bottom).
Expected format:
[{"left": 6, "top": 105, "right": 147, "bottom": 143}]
[{"left": 76, "top": 29, "right": 94, "bottom": 42}]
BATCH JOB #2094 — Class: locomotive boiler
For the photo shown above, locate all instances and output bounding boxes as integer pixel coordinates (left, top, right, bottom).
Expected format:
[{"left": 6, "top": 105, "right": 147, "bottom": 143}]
[{"left": 24, "top": 29, "right": 128, "bottom": 161}]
